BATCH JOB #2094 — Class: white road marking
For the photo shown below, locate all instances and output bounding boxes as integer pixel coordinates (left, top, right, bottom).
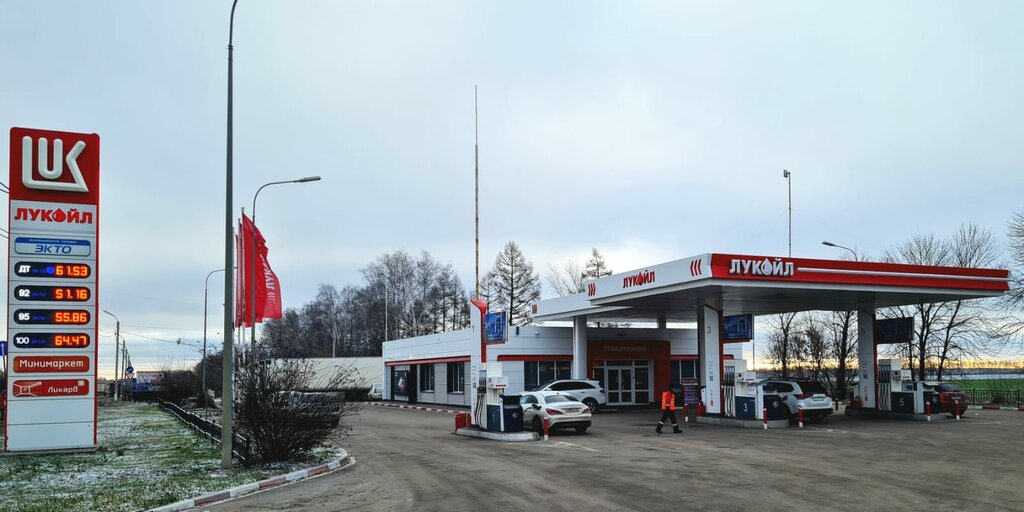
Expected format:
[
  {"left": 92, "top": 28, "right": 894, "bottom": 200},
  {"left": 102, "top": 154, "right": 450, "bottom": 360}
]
[{"left": 548, "top": 440, "right": 598, "bottom": 452}]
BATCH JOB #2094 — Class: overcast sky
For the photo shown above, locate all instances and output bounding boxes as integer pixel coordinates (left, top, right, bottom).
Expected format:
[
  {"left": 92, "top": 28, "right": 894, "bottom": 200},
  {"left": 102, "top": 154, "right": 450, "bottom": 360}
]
[{"left": 2, "top": 1, "right": 1022, "bottom": 375}]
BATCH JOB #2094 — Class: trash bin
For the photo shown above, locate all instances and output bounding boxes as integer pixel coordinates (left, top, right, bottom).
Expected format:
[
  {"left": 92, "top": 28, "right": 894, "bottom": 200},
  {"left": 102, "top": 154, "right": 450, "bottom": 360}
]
[
  {"left": 486, "top": 404, "right": 502, "bottom": 432},
  {"left": 501, "top": 394, "right": 523, "bottom": 433}
]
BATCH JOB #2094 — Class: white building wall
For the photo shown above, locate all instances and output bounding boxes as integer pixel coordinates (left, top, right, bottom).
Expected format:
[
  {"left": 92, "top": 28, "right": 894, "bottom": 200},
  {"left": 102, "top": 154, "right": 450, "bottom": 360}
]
[{"left": 381, "top": 324, "right": 730, "bottom": 403}]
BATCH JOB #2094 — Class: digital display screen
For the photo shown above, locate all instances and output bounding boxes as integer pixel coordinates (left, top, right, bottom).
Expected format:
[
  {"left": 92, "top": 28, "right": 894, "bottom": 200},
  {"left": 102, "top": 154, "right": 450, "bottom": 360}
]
[
  {"left": 14, "top": 285, "right": 91, "bottom": 302},
  {"left": 14, "top": 261, "right": 91, "bottom": 279},
  {"left": 14, "top": 309, "right": 91, "bottom": 325},
  {"left": 12, "top": 333, "right": 91, "bottom": 349}
]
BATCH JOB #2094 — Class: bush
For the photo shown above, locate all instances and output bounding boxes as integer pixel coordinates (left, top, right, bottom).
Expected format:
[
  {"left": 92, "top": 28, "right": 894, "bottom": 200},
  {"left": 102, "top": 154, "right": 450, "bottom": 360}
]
[
  {"left": 161, "top": 370, "right": 200, "bottom": 405},
  {"left": 234, "top": 359, "right": 358, "bottom": 462}
]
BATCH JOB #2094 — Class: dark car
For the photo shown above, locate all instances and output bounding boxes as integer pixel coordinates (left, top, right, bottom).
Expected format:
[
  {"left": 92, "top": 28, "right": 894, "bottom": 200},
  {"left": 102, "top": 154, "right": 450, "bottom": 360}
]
[
  {"left": 285, "top": 391, "right": 343, "bottom": 427},
  {"left": 926, "top": 382, "right": 970, "bottom": 415}
]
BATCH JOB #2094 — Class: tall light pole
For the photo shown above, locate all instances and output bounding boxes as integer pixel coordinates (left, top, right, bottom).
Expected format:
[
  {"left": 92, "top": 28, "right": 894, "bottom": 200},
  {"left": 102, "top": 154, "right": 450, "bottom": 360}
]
[
  {"left": 222, "top": 0, "right": 239, "bottom": 469},
  {"left": 102, "top": 310, "right": 120, "bottom": 400},
  {"left": 249, "top": 176, "right": 321, "bottom": 356},
  {"left": 204, "top": 268, "right": 229, "bottom": 411},
  {"left": 783, "top": 169, "right": 791, "bottom": 257},
  {"left": 822, "top": 240, "right": 858, "bottom": 260}
]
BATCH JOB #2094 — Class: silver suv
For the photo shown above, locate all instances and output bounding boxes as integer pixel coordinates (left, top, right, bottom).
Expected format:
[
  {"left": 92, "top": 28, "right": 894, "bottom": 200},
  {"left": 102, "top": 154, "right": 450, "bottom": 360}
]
[
  {"left": 759, "top": 380, "right": 833, "bottom": 422},
  {"left": 532, "top": 379, "right": 607, "bottom": 413}
]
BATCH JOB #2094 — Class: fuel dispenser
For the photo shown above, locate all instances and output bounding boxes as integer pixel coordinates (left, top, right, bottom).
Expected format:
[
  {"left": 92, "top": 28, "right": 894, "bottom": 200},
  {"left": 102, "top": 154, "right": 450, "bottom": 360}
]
[
  {"left": 876, "top": 359, "right": 903, "bottom": 412},
  {"left": 732, "top": 360, "right": 758, "bottom": 420},
  {"left": 481, "top": 363, "right": 523, "bottom": 433},
  {"left": 723, "top": 360, "right": 737, "bottom": 418}
]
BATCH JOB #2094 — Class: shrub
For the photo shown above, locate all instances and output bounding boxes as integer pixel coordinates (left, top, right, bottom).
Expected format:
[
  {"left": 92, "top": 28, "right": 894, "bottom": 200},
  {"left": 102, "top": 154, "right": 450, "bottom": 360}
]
[{"left": 234, "top": 359, "right": 359, "bottom": 462}]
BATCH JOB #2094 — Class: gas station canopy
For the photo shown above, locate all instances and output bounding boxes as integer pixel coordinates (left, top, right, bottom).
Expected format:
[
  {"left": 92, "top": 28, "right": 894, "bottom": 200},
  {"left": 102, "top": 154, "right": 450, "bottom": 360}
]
[{"left": 533, "top": 253, "right": 1010, "bottom": 323}]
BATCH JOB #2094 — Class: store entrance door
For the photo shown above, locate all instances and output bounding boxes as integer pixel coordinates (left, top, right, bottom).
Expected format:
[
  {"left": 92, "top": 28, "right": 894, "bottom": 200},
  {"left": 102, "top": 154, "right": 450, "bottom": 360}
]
[{"left": 607, "top": 367, "right": 634, "bottom": 405}]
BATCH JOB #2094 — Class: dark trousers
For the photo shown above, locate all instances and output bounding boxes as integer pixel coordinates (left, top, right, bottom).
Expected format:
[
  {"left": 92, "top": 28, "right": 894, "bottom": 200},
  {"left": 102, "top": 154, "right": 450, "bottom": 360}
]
[{"left": 658, "top": 409, "right": 678, "bottom": 425}]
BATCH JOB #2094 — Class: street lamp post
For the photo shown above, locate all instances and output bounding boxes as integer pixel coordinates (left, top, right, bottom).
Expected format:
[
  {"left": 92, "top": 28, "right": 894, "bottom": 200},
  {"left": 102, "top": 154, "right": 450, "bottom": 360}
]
[
  {"left": 822, "top": 240, "right": 858, "bottom": 260},
  {"left": 102, "top": 310, "right": 120, "bottom": 400},
  {"left": 222, "top": 0, "right": 239, "bottom": 469},
  {"left": 204, "top": 268, "right": 229, "bottom": 411},
  {"left": 249, "top": 176, "right": 321, "bottom": 357},
  {"left": 783, "top": 169, "right": 792, "bottom": 257}
]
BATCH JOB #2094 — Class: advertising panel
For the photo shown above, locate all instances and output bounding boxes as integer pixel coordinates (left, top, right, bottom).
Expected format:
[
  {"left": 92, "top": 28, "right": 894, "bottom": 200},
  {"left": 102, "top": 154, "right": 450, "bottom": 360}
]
[{"left": 5, "top": 127, "right": 100, "bottom": 453}]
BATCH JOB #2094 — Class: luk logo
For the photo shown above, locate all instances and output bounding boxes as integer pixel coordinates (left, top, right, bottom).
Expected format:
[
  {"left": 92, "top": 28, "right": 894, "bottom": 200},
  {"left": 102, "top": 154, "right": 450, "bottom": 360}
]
[
  {"left": 21, "top": 136, "right": 90, "bottom": 193},
  {"left": 587, "top": 283, "right": 597, "bottom": 297}
]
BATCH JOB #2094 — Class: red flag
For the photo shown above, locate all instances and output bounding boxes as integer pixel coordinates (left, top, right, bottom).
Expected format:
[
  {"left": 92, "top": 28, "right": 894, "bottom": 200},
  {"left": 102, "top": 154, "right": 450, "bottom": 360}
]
[{"left": 241, "top": 213, "right": 283, "bottom": 323}]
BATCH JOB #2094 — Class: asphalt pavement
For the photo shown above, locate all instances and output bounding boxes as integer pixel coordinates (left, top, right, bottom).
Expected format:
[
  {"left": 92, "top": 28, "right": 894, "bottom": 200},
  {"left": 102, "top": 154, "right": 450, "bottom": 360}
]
[{"left": 200, "top": 404, "right": 1024, "bottom": 512}]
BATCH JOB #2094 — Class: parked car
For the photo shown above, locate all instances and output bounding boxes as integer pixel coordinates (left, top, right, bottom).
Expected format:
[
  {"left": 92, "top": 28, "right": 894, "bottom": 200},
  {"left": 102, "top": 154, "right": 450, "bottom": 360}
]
[
  {"left": 760, "top": 380, "right": 833, "bottom": 422},
  {"left": 366, "top": 382, "right": 383, "bottom": 401},
  {"left": 520, "top": 391, "right": 592, "bottom": 434},
  {"left": 283, "top": 391, "right": 343, "bottom": 427},
  {"left": 924, "top": 382, "right": 970, "bottom": 414},
  {"left": 531, "top": 379, "right": 607, "bottom": 412}
]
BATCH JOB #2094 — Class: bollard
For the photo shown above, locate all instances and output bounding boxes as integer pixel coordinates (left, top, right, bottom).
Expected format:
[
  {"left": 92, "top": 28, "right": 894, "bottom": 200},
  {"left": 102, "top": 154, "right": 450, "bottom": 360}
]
[
  {"left": 543, "top": 417, "right": 550, "bottom": 441},
  {"left": 798, "top": 407, "right": 804, "bottom": 428},
  {"left": 763, "top": 408, "right": 768, "bottom": 430},
  {"left": 925, "top": 402, "right": 931, "bottom": 422},
  {"left": 955, "top": 402, "right": 960, "bottom": 421},
  {"left": 683, "top": 404, "right": 689, "bottom": 423}
]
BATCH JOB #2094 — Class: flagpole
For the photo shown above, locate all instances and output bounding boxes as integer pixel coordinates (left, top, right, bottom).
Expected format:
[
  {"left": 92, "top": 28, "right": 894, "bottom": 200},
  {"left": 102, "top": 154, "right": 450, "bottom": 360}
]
[{"left": 474, "top": 85, "right": 480, "bottom": 299}]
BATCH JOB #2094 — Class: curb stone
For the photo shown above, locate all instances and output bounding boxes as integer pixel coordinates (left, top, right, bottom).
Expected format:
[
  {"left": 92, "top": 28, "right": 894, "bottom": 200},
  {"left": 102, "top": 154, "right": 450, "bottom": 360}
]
[
  {"left": 148, "top": 449, "right": 353, "bottom": 512},
  {"left": 367, "top": 401, "right": 464, "bottom": 414}
]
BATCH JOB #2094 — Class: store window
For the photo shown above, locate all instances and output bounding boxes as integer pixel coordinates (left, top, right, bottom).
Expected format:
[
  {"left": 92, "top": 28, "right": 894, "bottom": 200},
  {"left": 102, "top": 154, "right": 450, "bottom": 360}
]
[
  {"left": 524, "top": 361, "right": 571, "bottom": 389},
  {"left": 447, "top": 362, "right": 465, "bottom": 394},
  {"left": 671, "top": 359, "right": 698, "bottom": 385},
  {"left": 419, "top": 364, "right": 435, "bottom": 392}
]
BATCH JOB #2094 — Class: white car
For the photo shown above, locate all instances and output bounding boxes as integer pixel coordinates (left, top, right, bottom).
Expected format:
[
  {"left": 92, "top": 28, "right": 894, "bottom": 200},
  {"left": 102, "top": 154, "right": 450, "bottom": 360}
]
[
  {"left": 760, "top": 380, "right": 833, "bottom": 422},
  {"left": 366, "top": 383, "right": 383, "bottom": 401},
  {"left": 520, "top": 391, "right": 592, "bottom": 434},
  {"left": 531, "top": 379, "right": 607, "bottom": 413}
]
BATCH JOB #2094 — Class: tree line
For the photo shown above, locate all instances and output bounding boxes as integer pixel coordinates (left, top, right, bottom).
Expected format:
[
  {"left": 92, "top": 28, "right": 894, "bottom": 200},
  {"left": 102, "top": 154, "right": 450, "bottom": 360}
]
[{"left": 762, "top": 220, "right": 1024, "bottom": 398}]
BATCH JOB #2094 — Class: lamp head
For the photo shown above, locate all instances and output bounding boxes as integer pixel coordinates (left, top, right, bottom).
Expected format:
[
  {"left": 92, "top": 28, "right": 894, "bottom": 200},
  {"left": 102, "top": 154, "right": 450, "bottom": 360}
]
[
  {"left": 822, "top": 241, "right": 836, "bottom": 247},
  {"left": 296, "top": 176, "right": 321, "bottom": 183},
  {"left": 783, "top": 169, "right": 790, "bottom": 178}
]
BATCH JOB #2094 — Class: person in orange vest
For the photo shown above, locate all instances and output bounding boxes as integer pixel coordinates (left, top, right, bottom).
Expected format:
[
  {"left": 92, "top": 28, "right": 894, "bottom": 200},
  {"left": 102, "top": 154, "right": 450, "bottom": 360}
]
[{"left": 656, "top": 386, "right": 682, "bottom": 434}]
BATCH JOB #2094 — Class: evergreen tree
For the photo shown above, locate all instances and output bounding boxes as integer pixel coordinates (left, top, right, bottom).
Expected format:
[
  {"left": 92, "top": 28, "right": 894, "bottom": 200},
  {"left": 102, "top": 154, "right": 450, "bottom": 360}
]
[
  {"left": 583, "top": 248, "right": 612, "bottom": 280},
  {"left": 486, "top": 241, "right": 542, "bottom": 326}
]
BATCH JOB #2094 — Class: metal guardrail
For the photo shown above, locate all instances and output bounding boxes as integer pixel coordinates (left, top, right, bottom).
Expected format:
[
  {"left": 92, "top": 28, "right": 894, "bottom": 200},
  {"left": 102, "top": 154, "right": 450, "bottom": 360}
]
[
  {"left": 964, "top": 389, "right": 1023, "bottom": 406},
  {"left": 157, "top": 400, "right": 252, "bottom": 464}
]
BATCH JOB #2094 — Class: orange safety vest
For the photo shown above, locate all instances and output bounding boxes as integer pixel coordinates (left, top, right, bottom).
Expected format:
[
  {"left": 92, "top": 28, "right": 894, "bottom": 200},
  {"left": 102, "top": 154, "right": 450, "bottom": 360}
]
[{"left": 661, "top": 390, "right": 675, "bottom": 410}]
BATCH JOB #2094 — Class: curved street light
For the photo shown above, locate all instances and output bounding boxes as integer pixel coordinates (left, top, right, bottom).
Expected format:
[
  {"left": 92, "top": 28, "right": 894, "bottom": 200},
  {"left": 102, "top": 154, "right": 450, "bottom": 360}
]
[
  {"left": 249, "top": 176, "right": 321, "bottom": 356},
  {"left": 822, "top": 240, "right": 858, "bottom": 260}
]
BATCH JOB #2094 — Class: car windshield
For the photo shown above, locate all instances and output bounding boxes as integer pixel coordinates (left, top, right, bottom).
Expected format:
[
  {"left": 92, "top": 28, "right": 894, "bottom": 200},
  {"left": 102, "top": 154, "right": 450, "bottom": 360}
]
[
  {"left": 797, "top": 382, "right": 828, "bottom": 394},
  {"left": 544, "top": 395, "right": 577, "bottom": 404},
  {"left": 937, "top": 383, "right": 962, "bottom": 392}
]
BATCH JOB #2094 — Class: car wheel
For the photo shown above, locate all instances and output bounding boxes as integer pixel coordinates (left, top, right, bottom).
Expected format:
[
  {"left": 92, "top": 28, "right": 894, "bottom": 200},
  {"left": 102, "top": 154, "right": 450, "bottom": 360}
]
[
  {"left": 575, "top": 426, "right": 588, "bottom": 434},
  {"left": 583, "top": 398, "right": 599, "bottom": 413},
  {"left": 533, "top": 417, "right": 543, "bottom": 434}
]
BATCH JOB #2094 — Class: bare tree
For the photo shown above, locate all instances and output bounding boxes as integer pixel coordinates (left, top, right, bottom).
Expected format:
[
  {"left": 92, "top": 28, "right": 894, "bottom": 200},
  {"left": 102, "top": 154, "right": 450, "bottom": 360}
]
[
  {"left": 881, "top": 226, "right": 1003, "bottom": 379},
  {"left": 763, "top": 313, "right": 804, "bottom": 378},
  {"left": 881, "top": 234, "right": 951, "bottom": 380},
  {"left": 825, "top": 310, "right": 857, "bottom": 400},
  {"left": 802, "top": 314, "right": 828, "bottom": 383},
  {"left": 546, "top": 259, "right": 586, "bottom": 296},
  {"left": 998, "top": 211, "right": 1024, "bottom": 348}
]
